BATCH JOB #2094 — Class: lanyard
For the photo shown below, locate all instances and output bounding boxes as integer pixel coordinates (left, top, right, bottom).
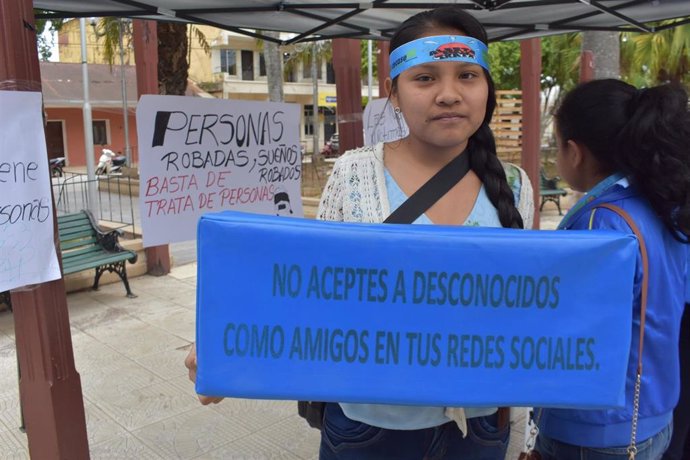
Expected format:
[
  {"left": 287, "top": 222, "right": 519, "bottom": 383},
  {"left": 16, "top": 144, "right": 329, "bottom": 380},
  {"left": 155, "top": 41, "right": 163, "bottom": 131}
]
[{"left": 557, "top": 173, "right": 625, "bottom": 230}]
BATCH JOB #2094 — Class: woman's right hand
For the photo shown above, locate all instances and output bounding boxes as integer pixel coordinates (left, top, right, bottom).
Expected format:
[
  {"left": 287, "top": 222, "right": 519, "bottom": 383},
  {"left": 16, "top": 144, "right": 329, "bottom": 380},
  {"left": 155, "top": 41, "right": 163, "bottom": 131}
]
[{"left": 184, "top": 343, "right": 225, "bottom": 405}]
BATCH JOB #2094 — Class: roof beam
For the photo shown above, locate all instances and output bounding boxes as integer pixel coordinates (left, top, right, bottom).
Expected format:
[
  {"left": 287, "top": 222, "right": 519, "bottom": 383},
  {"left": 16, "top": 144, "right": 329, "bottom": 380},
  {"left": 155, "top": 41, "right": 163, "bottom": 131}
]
[
  {"left": 284, "top": 0, "right": 389, "bottom": 44},
  {"left": 654, "top": 17, "right": 690, "bottom": 31},
  {"left": 35, "top": 10, "right": 149, "bottom": 19},
  {"left": 548, "top": 0, "right": 646, "bottom": 28},
  {"left": 286, "top": 8, "right": 371, "bottom": 35},
  {"left": 578, "top": 0, "right": 652, "bottom": 32}
]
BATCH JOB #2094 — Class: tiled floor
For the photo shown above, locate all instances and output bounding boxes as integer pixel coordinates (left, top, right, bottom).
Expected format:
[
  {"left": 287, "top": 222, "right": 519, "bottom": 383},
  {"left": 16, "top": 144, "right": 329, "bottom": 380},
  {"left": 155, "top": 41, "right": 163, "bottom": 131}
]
[{"left": 0, "top": 206, "right": 564, "bottom": 459}]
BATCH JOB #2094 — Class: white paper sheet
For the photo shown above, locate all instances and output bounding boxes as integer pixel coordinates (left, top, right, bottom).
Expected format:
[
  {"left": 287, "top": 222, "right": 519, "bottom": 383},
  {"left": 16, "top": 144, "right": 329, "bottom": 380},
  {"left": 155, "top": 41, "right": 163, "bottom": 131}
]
[
  {"left": 0, "top": 91, "right": 61, "bottom": 292},
  {"left": 363, "top": 98, "right": 409, "bottom": 146},
  {"left": 137, "top": 95, "right": 303, "bottom": 247}
]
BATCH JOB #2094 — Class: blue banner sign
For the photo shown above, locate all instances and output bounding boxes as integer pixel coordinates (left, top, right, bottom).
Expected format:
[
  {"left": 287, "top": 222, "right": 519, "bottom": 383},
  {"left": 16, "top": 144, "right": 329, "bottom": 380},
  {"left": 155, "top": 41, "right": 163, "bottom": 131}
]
[{"left": 196, "top": 211, "right": 637, "bottom": 409}]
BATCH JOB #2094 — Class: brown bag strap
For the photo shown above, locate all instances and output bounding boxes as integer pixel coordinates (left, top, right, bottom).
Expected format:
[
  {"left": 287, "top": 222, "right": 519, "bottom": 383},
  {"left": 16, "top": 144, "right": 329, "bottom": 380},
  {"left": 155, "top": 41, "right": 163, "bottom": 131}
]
[{"left": 591, "top": 203, "right": 648, "bottom": 459}]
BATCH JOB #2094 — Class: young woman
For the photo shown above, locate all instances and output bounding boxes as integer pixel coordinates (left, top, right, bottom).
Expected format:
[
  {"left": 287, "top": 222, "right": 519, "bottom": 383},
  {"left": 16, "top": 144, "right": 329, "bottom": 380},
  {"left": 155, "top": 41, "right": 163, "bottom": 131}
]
[
  {"left": 316, "top": 6, "right": 533, "bottom": 460},
  {"left": 534, "top": 79, "right": 690, "bottom": 460},
  {"left": 663, "top": 261, "right": 690, "bottom": 460}
]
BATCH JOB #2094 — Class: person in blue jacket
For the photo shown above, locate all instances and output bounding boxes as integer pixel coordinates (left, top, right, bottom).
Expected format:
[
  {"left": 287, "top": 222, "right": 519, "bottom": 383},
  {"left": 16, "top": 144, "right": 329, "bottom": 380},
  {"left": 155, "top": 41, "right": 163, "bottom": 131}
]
[
  {"left": 663, "top": 247, "right": 690, "bottom": 460},
  {"left": 534, "top": 79, "right": 690, "bottom": 460}
]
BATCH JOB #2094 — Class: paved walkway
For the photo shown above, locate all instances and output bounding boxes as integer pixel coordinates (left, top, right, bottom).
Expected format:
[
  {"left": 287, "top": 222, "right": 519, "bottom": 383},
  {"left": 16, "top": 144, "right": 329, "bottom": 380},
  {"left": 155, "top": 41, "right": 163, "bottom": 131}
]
[{"left": 0, "top": 204, "right": 565, "bottom": 459}]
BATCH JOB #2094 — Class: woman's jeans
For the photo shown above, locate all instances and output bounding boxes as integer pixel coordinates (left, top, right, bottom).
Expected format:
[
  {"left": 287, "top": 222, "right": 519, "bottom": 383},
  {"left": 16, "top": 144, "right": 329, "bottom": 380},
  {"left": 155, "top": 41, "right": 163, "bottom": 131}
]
[
  {"left": 662, "top": 303, "right": 690, "bottom": 460},
  {"left": 535, "top": 422, "right": 672, "bottom": 460},
  {"left": 319, "top": 403, "right": 510, "bottom": 460}
]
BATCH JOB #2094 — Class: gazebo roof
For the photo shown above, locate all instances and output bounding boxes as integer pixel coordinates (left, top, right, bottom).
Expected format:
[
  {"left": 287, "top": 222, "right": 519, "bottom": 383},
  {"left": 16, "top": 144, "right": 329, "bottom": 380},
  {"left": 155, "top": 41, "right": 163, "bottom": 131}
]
[{"left": 35, "top": 0, "right": 690, "bottom": 44}]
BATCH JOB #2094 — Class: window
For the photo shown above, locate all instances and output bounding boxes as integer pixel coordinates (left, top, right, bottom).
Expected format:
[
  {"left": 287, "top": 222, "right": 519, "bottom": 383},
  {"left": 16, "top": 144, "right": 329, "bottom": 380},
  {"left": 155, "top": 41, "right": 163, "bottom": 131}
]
[
  {"left": 92, "top": 120, "right": 108, "bottom": 145},
  {"left": 302, "top": 56, "right": 323, "bottom": 80},
  {"left": 326, "top": 62, "right": 335, "bottom": 84},
  {"left": 304, "top": 105, "right": 314, "bottom": 136},
  {"left": 259, "top": 52, "right": 266, "bottom": 77},
  {"left": 241, "top": 50, "right": 254, "bottom": 80},
  {"left": 283, "top": 53, "right": 296, "bottom": 82},
  {"left": 220, "top": 49, "right": 236, "bottom": 75}
]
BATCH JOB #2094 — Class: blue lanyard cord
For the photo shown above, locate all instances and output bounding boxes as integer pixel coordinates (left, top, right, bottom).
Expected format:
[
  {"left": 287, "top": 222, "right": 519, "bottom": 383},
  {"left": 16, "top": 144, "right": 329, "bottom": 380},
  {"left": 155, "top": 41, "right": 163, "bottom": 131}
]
[{"left": 557, "top": 173, "right": 625, "bottom": 230}]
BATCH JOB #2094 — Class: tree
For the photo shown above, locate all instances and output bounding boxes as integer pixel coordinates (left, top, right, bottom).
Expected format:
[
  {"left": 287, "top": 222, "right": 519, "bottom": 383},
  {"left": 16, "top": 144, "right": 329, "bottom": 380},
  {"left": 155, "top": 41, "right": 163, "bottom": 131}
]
[
  {"left": 581, "top": 31, "right": 620, "bottom": 79},
  {"left": 94, "top": 18, "right": 209, "bottom": 95},
  {"left": 540, "top": 33, "right": 581, "bottom": 142},
  {"left": 622, "top": 20, "right": 690, "bottom": 88},
  {"left": 284, "top": 40, "right": 332, "bottom": 157},
  {"left": 262, "top": 31, "right": 284, "bottom": 102},
  {"left": 157, "top": 22, "right": 188, "bottom": 95},
  {"left": 360, "top": 40, "right": 378, "bottom": 82},
  {"left": 34, "top": 16, "right": 64, "bottom": 61},
  {"left": 488, "top": 40, "right": 521, "bottom": 90}
]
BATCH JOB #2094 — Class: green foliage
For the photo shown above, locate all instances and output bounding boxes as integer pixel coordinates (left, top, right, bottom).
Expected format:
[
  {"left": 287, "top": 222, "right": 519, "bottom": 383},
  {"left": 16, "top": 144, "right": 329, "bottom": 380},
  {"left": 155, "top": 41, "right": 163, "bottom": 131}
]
[
  {"left": 360, "top": 40, "right": 378, "bottom": 81},
  {"left": 283, "top": 40, "right": 331, "bottom": 79},
  {"left": 488, "top": 34, "right": 580, "bottom": 95},
  {"left": 93, "top": 18, "right": 132, "bottom": 68},
  {"left": 93, "top": 18, "right": 209, "bottom": 69},
  {"left": 487, "top": 40, "right": 520, "bottom": 90},
  {"left": 622, "top": 20, "right": 690, "bottom": 88},
  {"left": 541, "top": 33, "right": 581, "bottom": 94},
  {"left": 34, "top": 13, "right": 64, "bottom": 61},
  {"left": 189, "top": 25, "right": 210, "bottom": 63}
]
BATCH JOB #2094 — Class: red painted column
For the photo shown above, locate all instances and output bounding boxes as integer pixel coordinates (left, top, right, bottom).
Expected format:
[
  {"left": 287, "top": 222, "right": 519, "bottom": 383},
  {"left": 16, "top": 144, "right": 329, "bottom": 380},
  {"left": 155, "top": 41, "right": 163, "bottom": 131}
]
[
  {"left": 520, "top": 38, "right": 542, "bottom": 229},
  {"left": 332, "top": 39, "right": 363, "bottom": 152},
  {"left": 0, "top": 0, "right": 89, "bottom": 457},
  {"left": 579, "top": 50, "right": 595, "bottom": 83},
  {"left": 133, "top": 20, "right": 171, "bottom": 275},
  {"left": 377, "top": 40, "right": 390, "bottom": 98}
]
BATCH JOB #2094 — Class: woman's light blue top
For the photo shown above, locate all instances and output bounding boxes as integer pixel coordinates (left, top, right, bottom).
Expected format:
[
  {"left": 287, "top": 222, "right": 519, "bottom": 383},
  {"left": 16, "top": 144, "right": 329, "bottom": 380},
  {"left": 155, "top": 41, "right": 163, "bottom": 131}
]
[{"left": 338, "top": 167, "right": 522, "bottom": 430}]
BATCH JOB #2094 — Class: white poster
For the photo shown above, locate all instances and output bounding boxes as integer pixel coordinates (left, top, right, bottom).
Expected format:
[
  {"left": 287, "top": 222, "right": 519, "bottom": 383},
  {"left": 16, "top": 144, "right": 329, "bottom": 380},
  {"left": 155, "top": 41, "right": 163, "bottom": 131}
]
[
  {"left": 363, "top": 98, "right": 409, "bottom": 146},
  {"left": 137, "top": 96, "right": 303, "bottom": 247},
  {"left": 0, "top": 91, "right": 61, "bottom": 292}
]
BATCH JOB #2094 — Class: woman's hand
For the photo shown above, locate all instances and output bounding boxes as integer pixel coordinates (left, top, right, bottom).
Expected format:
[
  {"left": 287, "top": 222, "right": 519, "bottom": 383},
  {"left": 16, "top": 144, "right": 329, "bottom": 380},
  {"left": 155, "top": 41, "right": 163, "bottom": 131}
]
[{"left": 184, "top": 343, "right": 225, "bottom": 405}]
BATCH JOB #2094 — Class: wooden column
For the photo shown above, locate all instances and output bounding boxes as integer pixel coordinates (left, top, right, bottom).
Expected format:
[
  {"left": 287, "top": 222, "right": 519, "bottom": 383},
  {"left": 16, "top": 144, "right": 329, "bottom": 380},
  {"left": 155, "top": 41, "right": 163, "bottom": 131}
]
[
  {"left": 0, "top": 0, "right": 89, "bottom": 458},
  {"left": 332, "top": 39, "right": 363, "bottom": 152},
  {"left": 377, "top": 40, "right": 390, "bottom": 98},
  {"left": 133, "top": 20, "right": 171, "bottom": 275},
  {"left": 579, "top": 50, "right": 595, "bottom": 83},
  {"left": 519, "top": 38, "right": 542, "bottom": 229}
]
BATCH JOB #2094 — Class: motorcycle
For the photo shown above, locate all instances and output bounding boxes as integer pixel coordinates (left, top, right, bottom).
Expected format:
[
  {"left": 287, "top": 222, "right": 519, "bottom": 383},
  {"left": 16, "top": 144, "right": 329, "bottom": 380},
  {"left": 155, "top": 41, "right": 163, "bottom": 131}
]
[
  {"left": 319, "top": 140, "right": 335, "bottom": 158},
  {"left": 95, "top": 149, "right": 126, "bottom": 175},
  {"left": 49, "top": 157, "right": 65, "bottom": 177}
]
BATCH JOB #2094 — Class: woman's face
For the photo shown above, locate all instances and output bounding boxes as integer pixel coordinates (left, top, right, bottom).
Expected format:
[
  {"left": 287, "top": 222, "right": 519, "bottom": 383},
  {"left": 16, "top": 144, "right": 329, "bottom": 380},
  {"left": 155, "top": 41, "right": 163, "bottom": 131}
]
[
  {"left": 555, "top": 126, "right": 582, "bottom": 192},
  {"left": 390, "top": 28, "right": 489, "bottom": 154}
]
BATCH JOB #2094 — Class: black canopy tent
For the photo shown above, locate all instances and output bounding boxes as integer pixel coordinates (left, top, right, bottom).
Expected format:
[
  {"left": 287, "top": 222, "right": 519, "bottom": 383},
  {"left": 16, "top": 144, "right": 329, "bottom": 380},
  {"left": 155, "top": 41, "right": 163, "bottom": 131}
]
[
  {"left": 34, "top": 0, "right": 690, "bottom": 44},
  {"left": 4, "top": 1, "right": 690, "bottom": 458},
  {"left": 31, "top": 0, "right": 690, "bottom": 223}
]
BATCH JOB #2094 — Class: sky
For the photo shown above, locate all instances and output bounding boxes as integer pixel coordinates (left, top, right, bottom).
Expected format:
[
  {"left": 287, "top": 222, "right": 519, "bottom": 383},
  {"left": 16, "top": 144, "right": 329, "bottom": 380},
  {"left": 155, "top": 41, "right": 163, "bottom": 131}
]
[{"left": 40, "top": 21, "right": 60, "bottom": 62}]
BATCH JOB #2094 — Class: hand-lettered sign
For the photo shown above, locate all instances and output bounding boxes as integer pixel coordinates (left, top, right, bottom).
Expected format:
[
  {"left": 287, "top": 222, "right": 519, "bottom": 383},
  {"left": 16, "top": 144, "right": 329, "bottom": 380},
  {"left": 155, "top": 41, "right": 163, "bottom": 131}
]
[
  {"left": 363, "top": 98, "right": 408, "bottom": 146},
  {"left": 136, "top": 96, "right": 302, "bottom": 247},
  {"left": 196, "top": 211, "right": 637, "bottom": 409},
  {"left": 0, "top": 91, "right": 61, "bottom": 292}
]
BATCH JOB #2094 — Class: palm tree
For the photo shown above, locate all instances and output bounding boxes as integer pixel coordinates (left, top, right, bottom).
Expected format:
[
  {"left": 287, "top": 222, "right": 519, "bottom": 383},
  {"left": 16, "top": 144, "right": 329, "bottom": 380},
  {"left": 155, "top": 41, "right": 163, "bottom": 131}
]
[
  {"left": 94, "top": 18, "right": 209, "bottom": 95},
  {"left": 261, "top": 31, "right": 284, "bottom": 102},
  {"left": 284, "top": 40, "right": 332, "bottom": 159},
  {"left": 581, "top": 31, "right": 620, "bottom": 79},
  {"left": 622, "top": 20, "right": 690, "bottom": 87},
  {"left": 35, "top": 17, "right": 65, "bottom": 61},
  {"left": 540, "top": 33, "right": 581, "bottom": 141}
]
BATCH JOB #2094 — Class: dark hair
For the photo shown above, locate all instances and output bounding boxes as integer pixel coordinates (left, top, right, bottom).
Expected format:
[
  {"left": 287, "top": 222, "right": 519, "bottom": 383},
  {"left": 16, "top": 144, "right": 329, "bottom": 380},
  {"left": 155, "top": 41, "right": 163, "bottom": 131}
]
[
  {"left": 389, "top": 6, "right": 524, "bottom": 229},
  {"left": 555, "top": 79, "right": 690, "bottom": 241}
]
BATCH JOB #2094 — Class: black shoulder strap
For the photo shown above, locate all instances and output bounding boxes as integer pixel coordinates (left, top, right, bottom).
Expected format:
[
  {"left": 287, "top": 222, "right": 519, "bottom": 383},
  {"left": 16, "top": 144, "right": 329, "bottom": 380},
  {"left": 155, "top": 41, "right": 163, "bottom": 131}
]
[{"left": 384, "top": 151, "right": 471, "bottom": 224}]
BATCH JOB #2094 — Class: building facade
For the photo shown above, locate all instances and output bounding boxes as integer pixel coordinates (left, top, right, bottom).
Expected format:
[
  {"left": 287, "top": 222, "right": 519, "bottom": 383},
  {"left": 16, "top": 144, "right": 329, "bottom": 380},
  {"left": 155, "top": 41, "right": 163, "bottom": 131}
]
[{"left": 55, "top": 20, "right": 379, "bottom": 157}]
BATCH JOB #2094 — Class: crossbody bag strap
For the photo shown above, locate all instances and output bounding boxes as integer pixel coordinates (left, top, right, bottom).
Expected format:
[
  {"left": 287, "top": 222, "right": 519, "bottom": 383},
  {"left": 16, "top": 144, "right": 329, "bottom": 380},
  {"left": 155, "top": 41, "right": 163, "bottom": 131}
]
[
  {"left": 383, "top": 151, "right": 471, "bottom": 224},
  {"left": 590, "top": 203, "right": 648, "bottom": 460}
]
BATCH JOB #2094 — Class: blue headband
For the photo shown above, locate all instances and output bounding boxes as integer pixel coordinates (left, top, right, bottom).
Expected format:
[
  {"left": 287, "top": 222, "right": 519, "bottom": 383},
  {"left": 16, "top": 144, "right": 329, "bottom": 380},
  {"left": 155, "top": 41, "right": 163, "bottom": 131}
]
[{"left": 389, "top": 35, "right": 490, "bottom": 79}]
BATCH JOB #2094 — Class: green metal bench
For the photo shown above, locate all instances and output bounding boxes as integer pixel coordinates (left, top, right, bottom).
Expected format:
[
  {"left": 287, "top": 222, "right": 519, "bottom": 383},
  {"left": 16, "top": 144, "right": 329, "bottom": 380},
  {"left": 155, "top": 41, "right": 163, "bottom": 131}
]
[
  {"left": 58, "top": 210, "right": 137, "bottom": 298},
  {"left": 540, "top": 169, "right": 568, "bottom": 215}
]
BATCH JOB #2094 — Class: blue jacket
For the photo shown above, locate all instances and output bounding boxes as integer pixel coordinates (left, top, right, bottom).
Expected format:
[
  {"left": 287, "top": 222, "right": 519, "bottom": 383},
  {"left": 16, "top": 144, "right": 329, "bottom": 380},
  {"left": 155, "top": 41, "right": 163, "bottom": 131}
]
[{"left": 538, "top": 183, "right": 687, "bottom": 448}]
